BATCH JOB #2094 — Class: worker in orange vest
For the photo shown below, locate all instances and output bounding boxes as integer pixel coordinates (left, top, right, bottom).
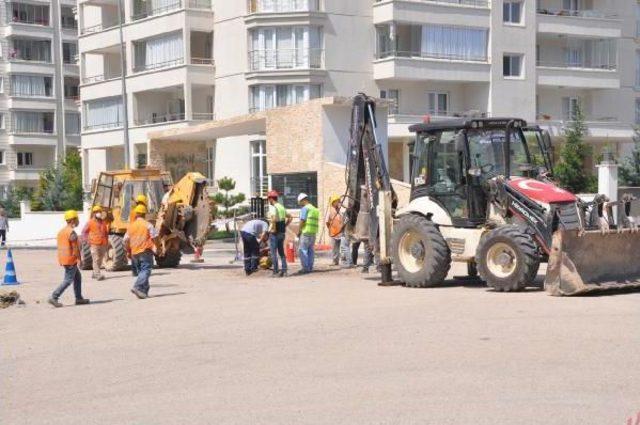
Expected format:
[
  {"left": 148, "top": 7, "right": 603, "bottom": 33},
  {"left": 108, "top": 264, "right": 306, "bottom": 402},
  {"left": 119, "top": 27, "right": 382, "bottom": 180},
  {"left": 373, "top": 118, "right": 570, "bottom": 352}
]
[
  {"left": 124, "top": 204, "right": 158, "bottom": 299},
  {"left": 326, "top": 194, "right": 346, "bottom": 266},
  {"left": 82, "top": 205, "right": 109, "bottom": 280},
  {"left": 129, "top": 194, "right": 148, "bottom": 277},
  {"left": 49, "top": 210, "right": 90, "bottom": 308}
]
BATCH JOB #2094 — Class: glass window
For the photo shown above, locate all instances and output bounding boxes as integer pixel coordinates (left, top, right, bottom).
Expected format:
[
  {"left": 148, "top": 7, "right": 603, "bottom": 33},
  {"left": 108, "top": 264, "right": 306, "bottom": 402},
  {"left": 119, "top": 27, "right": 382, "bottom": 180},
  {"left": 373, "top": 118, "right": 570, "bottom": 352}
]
[
  {"left": 562, "top": 97, "right": 580, "bottom": 121},
  {"left": 503, "top": 54, "right": 523, "bottom": 77},
  {"left": 503, "top": 1, "right": 522, "bottom": 24},
  {"left": 271, "top": 172, "right": 317, "bottom": 209},
  {"left": 427, "top": 92, "right": 448, "bottom": 116},
  {"left": 17, "top": 152, "right": 33, "bottom": 167},
  {"left": 250, "top": 140, "right": 267, "bottom": 197},
  {"left": 467, "top": 129, "right": 529, "bottom": 179},
  {"left": 635, "top": 99, "right": 640, "bottom": 125},
  {"left": 381, "top": 89, "right": 399, "bottom": 114},
  {"left": 0, "top": 151, "right": 4, "bottom": 165}
]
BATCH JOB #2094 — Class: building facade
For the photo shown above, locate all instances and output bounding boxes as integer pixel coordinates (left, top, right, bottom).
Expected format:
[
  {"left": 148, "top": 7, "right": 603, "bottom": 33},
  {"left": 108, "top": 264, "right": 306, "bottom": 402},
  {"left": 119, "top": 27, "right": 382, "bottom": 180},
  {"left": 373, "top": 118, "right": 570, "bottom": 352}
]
[
  {"left": 0, "top": 0, "right": 80, "bottom": 193},
  {"left": 80, "top": 0, "right": 640, "bottom": 197}
]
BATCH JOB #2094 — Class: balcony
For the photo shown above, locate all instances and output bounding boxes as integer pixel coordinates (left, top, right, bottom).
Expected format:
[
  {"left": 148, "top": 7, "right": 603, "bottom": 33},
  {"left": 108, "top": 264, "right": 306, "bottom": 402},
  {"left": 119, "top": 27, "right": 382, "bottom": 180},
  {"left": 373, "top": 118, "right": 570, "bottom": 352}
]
[
  {"left": 133, "top": 57, "right": 184, "bottom": 73},
  {"left": 387, "top": 108, "right": 488, "bottom": 136},
  {"left": 247, "top": 0, "right": 321, "bottom": 14},
  {"left": 537, "top": 116, "right": 633, "bottom": 139},
  {"left": 9, "top": 168, "right": 46, "bottom": 181},
  {"left": 375, "top": 51, "right": 490, "bottom": 82},
  {"left": 373, "top": 0, "right": 490, "bottom": 27},
  {"left": 132, "top": 84, "right": 215, "bottom": 128},
  {"left": 131, "top": 0, "right": 211, "bottom": 20},
  {"left": 248, "top": 48, "right": 323, "bottom": 72},
  {"left": 537, "top": 8, "right": 621, "bottom": 38},
  {"left": 536, "top": 61, "right": 619, "bottom": 89},
  {"left": 7, "top": 3, "right": 50, "bottom": 26}
]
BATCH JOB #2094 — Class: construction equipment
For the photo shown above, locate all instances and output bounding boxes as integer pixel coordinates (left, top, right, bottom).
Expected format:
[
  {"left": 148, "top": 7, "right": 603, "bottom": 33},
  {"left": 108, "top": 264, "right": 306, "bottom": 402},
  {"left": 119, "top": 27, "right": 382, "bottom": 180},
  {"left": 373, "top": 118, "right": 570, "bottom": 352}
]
[
  {"left": 344, "top": 94, "right": 640, "bottom": 295},
  {"left": 81, "top": 168, "right": 211, "bottom": 271}
]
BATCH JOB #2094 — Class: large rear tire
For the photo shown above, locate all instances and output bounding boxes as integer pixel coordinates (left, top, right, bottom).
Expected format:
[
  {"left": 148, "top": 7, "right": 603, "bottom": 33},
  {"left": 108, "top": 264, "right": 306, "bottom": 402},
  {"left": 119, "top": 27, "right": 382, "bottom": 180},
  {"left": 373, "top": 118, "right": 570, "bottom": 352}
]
[
  {"left": 79, "top": 241, "right": 93, "bottom": 271},
  {"left": 105, "top": 235, "right": 128, "bottom": 271},
  {"left": 476, "top": 226, "right": 540, "bottom": 292},
  {"left": 391, "top": 214, "right": 451, "bottom": 287},
  {"left": 155, "top": 250, "right": 182, "bottom": 268}
]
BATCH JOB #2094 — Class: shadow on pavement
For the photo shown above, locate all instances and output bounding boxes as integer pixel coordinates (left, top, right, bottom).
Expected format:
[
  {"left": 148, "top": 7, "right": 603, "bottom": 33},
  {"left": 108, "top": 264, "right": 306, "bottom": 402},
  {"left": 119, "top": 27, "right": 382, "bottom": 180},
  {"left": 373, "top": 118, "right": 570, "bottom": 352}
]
[
  {"left": 148, "top": 291, "right": 186, "bottom": 298},
  {"left": 73, "top": 298, "right": 123, "bottom": 306}
]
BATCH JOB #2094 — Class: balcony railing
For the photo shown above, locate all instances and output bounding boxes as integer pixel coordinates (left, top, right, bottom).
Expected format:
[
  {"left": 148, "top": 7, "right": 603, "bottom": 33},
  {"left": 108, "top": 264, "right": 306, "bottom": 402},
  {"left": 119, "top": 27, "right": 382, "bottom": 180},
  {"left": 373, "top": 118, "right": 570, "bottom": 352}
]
[
  {"left": 388, "top": 108, "right": 488, "bottom": 119},
  {"left": 537, "top": 113, "right": 620, "bottom": 123},
  {"left": 191, "top": 57, "right": 215, "bottom": 65},
  {"left": 83, "top": 121, "right": 123, "bottom": 131},
  {"left": 536, "top": 8, "right": 619, "bottom": 20},
  {"left": 81, "top": 21, "right": 119, "bottom": 35},
  {"left": 82, "top": 73, "right": 122, "bottom": 84},
  {"left": 247, "top": 0, "right": 321, "bottom": 14},
  {"left": 248, "top": 48, "right": 324, "bottom": 71},
  {"left": 193, "top": 112, "right": 215, "bottom": 121},
  {"left": 536, "top": 60, "right": 617, "bottom": 71},
  {"left": 132, "top": 0, "right": 182, "bottom": 20},
  {"left": 187, "top": 0, "right": 212, "bottom": 9},
  {"left": 134, "top": 112, "right": 185, "bottom": 126},
  {"left": 9, "top": 16, "right": 50, "bottom": 26},
  {"left": 133, "top": 58, "right": 184, "bottom": 73},
  {"left": 377, "top": 49, "right": 487, "bottom": 63},
  {"left": 374, "top": 0, "right": 489, "bottom": 6}
]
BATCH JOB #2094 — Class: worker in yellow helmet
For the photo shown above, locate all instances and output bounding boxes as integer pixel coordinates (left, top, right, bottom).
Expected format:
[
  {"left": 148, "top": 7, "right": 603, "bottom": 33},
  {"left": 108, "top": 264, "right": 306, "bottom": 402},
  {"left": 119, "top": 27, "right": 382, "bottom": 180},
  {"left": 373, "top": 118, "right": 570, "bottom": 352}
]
[
  {"left": 81, "top": 205, "right": 109, "bottom": 280},
  {"left": 129, "top": 194, "right": 148, "bottom": 276},
  {"left": 49, "top": 210, "right": 90, "bottom": 308},
  {"left": 124, "top": 204, "right": 158, "bottom": 299}
]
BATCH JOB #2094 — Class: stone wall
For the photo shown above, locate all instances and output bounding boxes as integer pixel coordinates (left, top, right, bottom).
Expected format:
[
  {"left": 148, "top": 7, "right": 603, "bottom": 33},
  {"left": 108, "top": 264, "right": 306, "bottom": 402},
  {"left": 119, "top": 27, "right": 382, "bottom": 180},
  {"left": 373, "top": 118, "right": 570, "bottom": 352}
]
[
  {"left": 148, "top": 139, "right": 208, "bottom": 181},
  {"left": 388, "top": 142, "right": 404, "bottom": 181}
]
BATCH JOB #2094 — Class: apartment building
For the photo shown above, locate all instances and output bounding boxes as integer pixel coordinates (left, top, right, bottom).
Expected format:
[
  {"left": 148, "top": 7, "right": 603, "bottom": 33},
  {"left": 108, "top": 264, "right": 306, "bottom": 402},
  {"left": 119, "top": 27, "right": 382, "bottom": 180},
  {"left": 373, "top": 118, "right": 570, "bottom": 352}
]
[
  {"left": 0, "top": 0, "right": 80, "bottom": 193},
  {"left": 80, "top": 0, "right": 639, "bottom": 199}
]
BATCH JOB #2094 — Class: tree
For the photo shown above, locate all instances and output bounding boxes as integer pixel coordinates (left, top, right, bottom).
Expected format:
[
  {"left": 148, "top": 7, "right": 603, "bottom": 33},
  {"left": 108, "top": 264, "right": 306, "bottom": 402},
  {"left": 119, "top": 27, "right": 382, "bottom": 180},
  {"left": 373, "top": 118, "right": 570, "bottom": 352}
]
[
  {"left": 1, "top": 186, "right": 34, "bottom": 218},
  {"left": 212, "top": 177, "right": 246, "bottom": 218},
  {"left": 32, "top": 150, "right": 83, "bottom": 211},
  {"left": 619, "top": 127, "right": 640, "bottom": 187},
  {"left": 554, "top": 103, "right": 597, "bottom": 193}
]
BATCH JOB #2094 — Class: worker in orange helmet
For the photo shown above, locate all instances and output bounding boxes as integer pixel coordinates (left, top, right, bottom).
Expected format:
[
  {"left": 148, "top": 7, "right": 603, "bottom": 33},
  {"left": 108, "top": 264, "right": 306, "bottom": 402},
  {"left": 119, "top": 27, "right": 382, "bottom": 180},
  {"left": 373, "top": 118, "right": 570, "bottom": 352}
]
[{"left": 49, "top": 210, "right": 90, "bottom": 308}]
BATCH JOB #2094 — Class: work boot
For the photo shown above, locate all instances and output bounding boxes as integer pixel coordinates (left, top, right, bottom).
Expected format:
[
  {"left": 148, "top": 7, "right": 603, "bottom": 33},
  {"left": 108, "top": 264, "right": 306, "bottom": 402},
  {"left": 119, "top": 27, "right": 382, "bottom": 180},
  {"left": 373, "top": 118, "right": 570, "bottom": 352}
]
[
  {"left": 131, "top": 288, "right": 148, "bottom": 299},
  {"left": 279, "top": 270, "right": 288, "bottom": 278},
  {"left": 96, "top": 275, "right": 106, "bottom": 281},
  {"left": 361, "top": 266, "right": 370, "bottom": 274},
  {"left": 48, "top": 298, "right": 63, "bottom": 308},
  {"left": 75, "top": 298, "right": 90, "bottom": 305},
  {"left": 270, "top": 272, "right": 280, "bottom": 278}
]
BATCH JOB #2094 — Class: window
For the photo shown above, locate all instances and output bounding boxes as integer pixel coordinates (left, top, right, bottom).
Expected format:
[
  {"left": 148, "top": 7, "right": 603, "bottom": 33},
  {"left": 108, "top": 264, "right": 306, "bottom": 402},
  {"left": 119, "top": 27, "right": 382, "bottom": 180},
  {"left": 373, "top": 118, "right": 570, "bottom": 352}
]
[
  {"left": 636, "top": 51, "right": 640, "bottom": 87},
  {"left": 380, "top": 89, "right": 399, "bottom": 114},
  {"left": 11, "top": 75, "right": 53, "bottom": 97},
  {"left": 0, "top": 152, "right": 4, "bottom": 165},
  {"left": 10, "top": 3, "right": 49, "bottom": 25},
  {"left": 427, "top": 92, "right": 449, "bottom": 116},
  {"left": 249, "top": 0, "right": 320, "bottom": 13},
  {"left": 65, "top": 113, "right": 80, "bottom": 135},
  {"left": 249, "top": 84, "right": 321, "bottom": 112},
  {"left": 503, "top": 1, "right": 522, "bottom": 24},
  {"left": 62, "top": 43, "right": 77, "bottom": 64},
  {"left": 563, "top": 0, "right": 581, "bottom": 12},
  {"left": 84, "top": 97, "right": 124, "bottom": 130},
  {"left": 206, "top": 144, "right": 216, "bottom": 184},
  {"left": 60, "top": 6, "right": 77, "bottom": 29},
  {"left": 249, "top": 26, "right": 322, "bottom": 70},
  {"left": 250, "top": 140, "right": 267, "bottom": 197},
  {"left": 64, "top": 79, "right": 80, "bottom": 99},
  {"left": 503, "top": 54, "right": 523, "bottom": 77},
  {"left": 17, "top": 152, "right": 33, "bottom": 167},
  {"left": 271, "top": 172, "right": 318, "bottom": 209},
  {"left": 136, "top": 153, "right": 147, "bottom": 169},
  {"left": 0, "top": 114, "right": 4, "bottom": 130},
  {"left": 420, "top": 25, "right": 488, "bottom": 61},
  {"left": 12, "top": 111, "right": 54, "bottom": 133},
  {"left": 0, "top": 77, "right": 3, "bottom": 94},
  {"left": 635, "top": 99, "right": 640, "bottom": 125},
  {"left": 10, "top": 38, "right": 52, "bottom": 62},
  {"left": 133, "top": 32, "right": 184, "bottom": 71},
  {"left": 562, "top": 97, "right": 580, "bottom": 121}
]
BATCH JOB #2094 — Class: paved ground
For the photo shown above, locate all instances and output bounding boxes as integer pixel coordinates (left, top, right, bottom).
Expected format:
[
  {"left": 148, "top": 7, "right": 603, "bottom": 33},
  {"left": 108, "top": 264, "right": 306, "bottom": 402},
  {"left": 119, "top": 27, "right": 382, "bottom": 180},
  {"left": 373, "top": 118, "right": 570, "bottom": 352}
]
[{"left": 1, "top": 243, "right": 639, "bottom": 425}]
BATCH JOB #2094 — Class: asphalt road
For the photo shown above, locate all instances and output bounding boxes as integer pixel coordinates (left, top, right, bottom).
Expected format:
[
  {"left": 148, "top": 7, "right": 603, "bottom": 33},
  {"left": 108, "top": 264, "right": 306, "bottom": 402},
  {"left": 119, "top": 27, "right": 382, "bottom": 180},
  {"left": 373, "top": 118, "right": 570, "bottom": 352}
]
[{"left": 1, "top": 245, "right": 639, "bottom": 425}]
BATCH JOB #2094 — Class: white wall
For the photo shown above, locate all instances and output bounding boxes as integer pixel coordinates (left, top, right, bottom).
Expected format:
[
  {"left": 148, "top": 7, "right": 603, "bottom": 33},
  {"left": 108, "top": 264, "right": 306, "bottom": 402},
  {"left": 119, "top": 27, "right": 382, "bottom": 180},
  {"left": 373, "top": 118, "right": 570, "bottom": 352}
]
[{"left": 7, "top": 204, "right": 90, "bottom": 247}]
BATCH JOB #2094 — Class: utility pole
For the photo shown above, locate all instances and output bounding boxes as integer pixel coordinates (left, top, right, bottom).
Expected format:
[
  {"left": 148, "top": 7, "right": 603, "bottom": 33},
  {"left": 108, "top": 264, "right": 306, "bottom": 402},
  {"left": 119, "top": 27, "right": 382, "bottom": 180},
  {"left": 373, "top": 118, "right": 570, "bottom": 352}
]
[
  {"left": 116, "top": 0, "right": 131, "bottom": 169},
  {"left": 51, "top": 0, "right": 66, "bottom": 162}
]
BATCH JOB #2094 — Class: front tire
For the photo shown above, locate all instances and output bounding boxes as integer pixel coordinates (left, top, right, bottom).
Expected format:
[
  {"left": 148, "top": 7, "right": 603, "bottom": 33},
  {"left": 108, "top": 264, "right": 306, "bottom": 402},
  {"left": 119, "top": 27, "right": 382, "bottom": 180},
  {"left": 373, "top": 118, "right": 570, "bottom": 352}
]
[
  {"left": 391, "top": 214, "right": 451, "bottom": 287},
  {"left": 476, "top": 226, "right": 540, "bottom": 292},
  {"left": 79, "top": 241, "right": 93, "bottom": 270},
  {"left": 155, "top": 250, "right": 182, "bottom": 268},
  {"left": 105, "top": 235, "right": 128, "bottom": 271}
]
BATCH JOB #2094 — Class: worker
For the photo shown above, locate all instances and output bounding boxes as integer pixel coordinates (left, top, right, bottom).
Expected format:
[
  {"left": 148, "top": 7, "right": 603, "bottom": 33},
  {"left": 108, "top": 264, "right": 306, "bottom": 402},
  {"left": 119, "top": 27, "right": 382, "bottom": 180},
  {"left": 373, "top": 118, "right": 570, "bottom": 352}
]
[
  {"left": 124, "top": 204, "right": 158, "bottom": 299},
  {"left": 161, "top": 183, "right": 172, "bottom": 208},
  {"left": 0, "top": 205, "right": 8, "bottom": 247},
  {"left": 296, "top": 193, "right": 319, "bottom": 274},
  {"left": 82, "top": 206, "right": 109, "bottom": 280},
  {"left": 129, "top": 194, "right": 147, "bottom": 277},
  {"left": 49, "top": 210, "right": 90, "bottom": 308},
  {"left": 267, "top": 190, "right": 292, "bottom": 278},
  {"left": 240, "top": 218, "right": 269, "bottom": 276},
  {"left": 326, "top": 195, "right": 345, "bottom": 266}
]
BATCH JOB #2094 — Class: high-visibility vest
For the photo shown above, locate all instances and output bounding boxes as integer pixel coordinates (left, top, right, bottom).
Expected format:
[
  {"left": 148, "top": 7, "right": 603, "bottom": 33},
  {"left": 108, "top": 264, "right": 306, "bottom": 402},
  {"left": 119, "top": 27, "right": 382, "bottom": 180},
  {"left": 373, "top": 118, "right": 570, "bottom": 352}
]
[
  {"left": 87, "top": 218, "right": 108, "bottom": 246},
  {"left": 328, "top": 209, "right": 343, "bottom": 238},
  {"left": 127, "top": 218, "right": 155, "bottom": 256},
  {"left": 301, "top": 204, "right": 319, "bottom": 236},
  {"left": 57, "top": 226, "right": 80, "bottom": 266},
  {"left": 273, "top": 202, "right": 287, "bottom": 234}
]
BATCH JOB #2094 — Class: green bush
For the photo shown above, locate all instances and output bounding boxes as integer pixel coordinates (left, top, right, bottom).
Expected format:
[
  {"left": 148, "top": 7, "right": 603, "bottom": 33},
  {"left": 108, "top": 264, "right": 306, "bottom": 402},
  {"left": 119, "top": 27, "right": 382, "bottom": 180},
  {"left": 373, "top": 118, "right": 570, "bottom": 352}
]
[{"left": 32, "top": 150, "right": 83, "bottom": 211}]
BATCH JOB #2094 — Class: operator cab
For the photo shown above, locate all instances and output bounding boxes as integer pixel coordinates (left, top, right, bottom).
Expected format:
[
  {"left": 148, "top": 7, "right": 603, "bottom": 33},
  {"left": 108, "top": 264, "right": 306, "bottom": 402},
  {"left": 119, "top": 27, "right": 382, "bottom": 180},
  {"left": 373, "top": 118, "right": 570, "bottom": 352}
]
[{"left": 409, "top": 118, "right": 553, "bottom": 227}]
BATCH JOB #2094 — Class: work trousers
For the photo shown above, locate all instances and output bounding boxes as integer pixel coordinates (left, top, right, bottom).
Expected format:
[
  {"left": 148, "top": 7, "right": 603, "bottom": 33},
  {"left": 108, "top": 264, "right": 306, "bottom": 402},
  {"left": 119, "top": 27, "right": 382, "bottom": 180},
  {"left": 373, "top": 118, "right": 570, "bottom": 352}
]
[
  {"left": 90, "top": 244, "right": 107, "bottom": 278},
  {"left": 331, "top": 237, "right": 341, "bottom": 265},
  {"left": 52, "top": 265, "right": 83, "bottom": 301},
  {"left": 0, "top": 229, "right": 6, "bottom": 246},
  {"left": 241, "top": 231, "right": 260, "bottom": 273},
  {"left": 269, "top": 233, "right": 287, "bottom": 273},
  {"left": 351, "top": 241, "right": 374, "bottom": 267},
  {"left": 133, "top": 251, "right": 153, "bottom": 295},
  {"left": 299, "top": 234, "right": 316, "bottom": 273}
]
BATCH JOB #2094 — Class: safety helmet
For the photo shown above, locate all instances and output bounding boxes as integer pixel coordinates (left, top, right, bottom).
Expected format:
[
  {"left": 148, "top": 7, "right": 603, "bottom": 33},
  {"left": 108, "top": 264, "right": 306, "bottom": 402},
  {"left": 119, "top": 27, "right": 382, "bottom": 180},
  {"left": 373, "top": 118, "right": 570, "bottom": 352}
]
[
  {"left": 92, "top": 205, "right": 103, "bottom": 213},
  {"left": 136, "top": 194, "right": 148, "bottom": 205},
  {"left": 267, "top": 190, "right": 279, "bottom": 200},
  {"left": 64, "top": 210, "right": 79, "bottom": 221},
  {"left": 329, "top": 195, "right": 341, "bottom": 205},
  {"left": 134, "top": 204, "right": 148, "bottom": 215},
  {"left": 259, "top": 256, "right": 272, "bottom": 270},
  {"left": 297, "top": 193, "right": 308, "bottom": 203}
]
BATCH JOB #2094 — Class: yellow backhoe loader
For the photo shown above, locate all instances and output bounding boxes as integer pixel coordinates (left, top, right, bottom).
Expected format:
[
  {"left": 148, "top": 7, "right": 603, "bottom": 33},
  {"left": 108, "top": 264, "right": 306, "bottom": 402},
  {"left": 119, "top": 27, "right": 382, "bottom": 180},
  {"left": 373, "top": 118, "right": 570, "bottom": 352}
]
[{"left": 81, "top": 168, "right": 211, "bottom": 271}]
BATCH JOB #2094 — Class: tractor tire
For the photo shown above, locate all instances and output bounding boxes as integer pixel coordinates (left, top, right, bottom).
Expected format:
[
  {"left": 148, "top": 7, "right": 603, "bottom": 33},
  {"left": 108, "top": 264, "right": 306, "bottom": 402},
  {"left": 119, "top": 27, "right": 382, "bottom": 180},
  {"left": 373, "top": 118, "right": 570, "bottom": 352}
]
[
  {"left": 105, "top": 235, "right": 128, "bottom": 272},
  {"left": 391, "top": 214, "right": 451, "bottom": 287},
  {"left": 475, "top": 226, "right": 540, "bottom": 292},
  {"left": 155, "top": 250, "right": 182, "bottom": 268},
  {"left": 79, "top": 241, "right": 93, "bottom": 271}
]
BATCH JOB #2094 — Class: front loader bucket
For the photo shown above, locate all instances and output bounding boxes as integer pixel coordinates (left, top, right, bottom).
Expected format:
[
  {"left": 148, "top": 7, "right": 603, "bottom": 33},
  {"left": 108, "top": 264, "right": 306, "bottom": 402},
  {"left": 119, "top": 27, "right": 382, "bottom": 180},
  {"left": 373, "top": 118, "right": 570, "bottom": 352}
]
[{"left": 545, "top": 229, "right": 640, "bottom": 296}]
